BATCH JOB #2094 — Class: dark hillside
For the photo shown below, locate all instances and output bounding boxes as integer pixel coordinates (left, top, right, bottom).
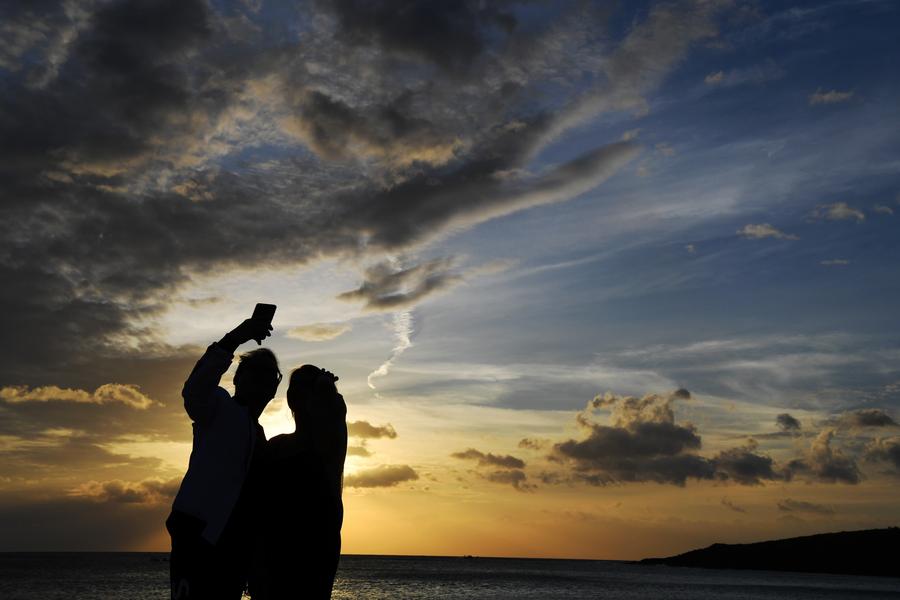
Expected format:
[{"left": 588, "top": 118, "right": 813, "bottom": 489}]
[{"left": 640, "top": 528, "right": 899, "bottom": 577}]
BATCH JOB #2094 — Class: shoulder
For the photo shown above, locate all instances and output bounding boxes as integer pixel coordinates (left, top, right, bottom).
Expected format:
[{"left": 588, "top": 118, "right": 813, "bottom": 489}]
[{"left": 266, "top": 433, "right": 303, "bottom": 459}]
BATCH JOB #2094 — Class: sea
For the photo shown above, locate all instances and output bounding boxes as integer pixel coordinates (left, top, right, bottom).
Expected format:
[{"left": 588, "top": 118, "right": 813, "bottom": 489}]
[{"left": 1, "top": 553, "right": 899, "bottom": 599}]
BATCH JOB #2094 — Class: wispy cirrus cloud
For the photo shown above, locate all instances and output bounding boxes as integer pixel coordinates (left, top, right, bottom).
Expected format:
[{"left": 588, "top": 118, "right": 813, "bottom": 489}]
[
  {"left": 703, "top": 61, "right": 784, "bottom": 87},
  {"left": 811, "top": 202, "right": 865, "bottom": 222},
  {"left": 777, "top": 498, "right": 834, "bottom": 515},
  {"left": 808, "top": 89, "right": 854, "bottom": 105}
]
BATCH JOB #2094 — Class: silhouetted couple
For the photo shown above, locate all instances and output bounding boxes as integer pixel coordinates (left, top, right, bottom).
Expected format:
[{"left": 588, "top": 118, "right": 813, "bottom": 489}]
[{"left": 166, "top": 318, "right": 347, "bottom": 599}]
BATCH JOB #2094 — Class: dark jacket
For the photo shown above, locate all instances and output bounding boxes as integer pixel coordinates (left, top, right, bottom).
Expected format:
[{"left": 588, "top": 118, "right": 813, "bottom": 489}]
[{"left": 250, "top": 393, "right": 347, "bottom": 599}]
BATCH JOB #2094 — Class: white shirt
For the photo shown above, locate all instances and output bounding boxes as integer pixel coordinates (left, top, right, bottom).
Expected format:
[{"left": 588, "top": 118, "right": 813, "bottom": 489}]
[{"left": 171, "top": 343, "right": 263, "bottom": 544}]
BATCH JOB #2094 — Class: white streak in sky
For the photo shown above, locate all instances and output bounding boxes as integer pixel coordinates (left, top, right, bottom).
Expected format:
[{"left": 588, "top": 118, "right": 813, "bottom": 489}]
[{"left": 367, "top": 310, "right": 413, "bottom": 389}]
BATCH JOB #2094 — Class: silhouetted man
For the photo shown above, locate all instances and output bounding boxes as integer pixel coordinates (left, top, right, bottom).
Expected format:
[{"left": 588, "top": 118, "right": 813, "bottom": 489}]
[{"left": 166, "top": 318, "right": 279, "bottom": 599}]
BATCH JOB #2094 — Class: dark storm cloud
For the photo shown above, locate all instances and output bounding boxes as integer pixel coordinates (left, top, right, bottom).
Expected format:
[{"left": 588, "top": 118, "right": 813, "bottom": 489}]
[
  {"left": 712, "top": 442, "right": 780, "bottom": 486},
  {"left": 0, "top": 0, "right": 732, "bottom": 388},
  {"left": 320, "top": 0, "right": 515, "bottom": 73},
  {"left": 776, "top": 413, "right": 801, "bottom": 432},
  {"left": 784, "top": 430, "right": 861, "bottom": 485},
  {"left": 288, "top": 89, "right": 459, "bottom": 166},
  {"left": 0, "top": 0, "right": 216, "bottom": 178},
  {"left": 347, "top": 420, "right": 398, "bottom": 439},
  {"left": 343, "top": 464, "right": 418, "bottom": 488},
  {"left": 864, "top": 437, "right": 900, "bottom": 471},
  {"left": 451, "top": 448, "right": 526, "bottom": 469}
]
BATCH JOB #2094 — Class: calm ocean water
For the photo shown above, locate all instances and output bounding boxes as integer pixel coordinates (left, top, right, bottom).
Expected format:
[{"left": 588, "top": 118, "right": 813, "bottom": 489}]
[{"left": 1, "top": 553, "right": 898, "bottom": 599}]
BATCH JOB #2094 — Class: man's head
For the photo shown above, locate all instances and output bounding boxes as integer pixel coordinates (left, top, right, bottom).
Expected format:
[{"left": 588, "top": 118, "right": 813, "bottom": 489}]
[{"left": 233, "top": 348, "right": 281, "bottom": 416}]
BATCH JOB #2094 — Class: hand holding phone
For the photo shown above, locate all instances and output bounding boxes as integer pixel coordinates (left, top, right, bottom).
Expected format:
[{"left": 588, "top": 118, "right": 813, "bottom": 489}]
[{"left": 250, "top": 303, "right": 276, "bottom": 345}]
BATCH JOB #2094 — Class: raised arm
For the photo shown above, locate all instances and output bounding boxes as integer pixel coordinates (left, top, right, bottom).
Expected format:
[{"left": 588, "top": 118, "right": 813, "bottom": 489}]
[
  {"left": 309, "top": 374, "right": 348, "bottom": 465},
  {"left": 182, "top": 319, "right": 273, "bottom": 423}
]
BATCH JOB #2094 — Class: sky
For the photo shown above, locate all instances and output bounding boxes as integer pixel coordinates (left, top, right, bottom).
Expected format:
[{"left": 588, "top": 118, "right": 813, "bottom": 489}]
[{"left": 1, "top": 0, "right": 899, "bottom": 559}]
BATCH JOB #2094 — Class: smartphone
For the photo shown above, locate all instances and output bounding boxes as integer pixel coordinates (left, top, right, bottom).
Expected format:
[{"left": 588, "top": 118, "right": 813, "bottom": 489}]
[{"left": 252, "top": 303, "right": 277, "bottom": 325}]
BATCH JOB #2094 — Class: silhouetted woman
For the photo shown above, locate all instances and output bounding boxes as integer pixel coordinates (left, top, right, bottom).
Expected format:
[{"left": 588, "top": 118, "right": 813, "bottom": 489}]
[{"left": 250, "top": 365, "right": 347, "bottom": 599}]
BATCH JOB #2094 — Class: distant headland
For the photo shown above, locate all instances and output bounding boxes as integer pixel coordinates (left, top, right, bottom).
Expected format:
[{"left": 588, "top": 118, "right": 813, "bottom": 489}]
[{"left": 640, "top": 527, "right": 899, "bottom": 578}]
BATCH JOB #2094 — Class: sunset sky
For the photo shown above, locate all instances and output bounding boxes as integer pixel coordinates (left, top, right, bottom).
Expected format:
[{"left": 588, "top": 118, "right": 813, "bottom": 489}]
[{"left": 1, "top": 0, "right": 899, "bottom": 559}]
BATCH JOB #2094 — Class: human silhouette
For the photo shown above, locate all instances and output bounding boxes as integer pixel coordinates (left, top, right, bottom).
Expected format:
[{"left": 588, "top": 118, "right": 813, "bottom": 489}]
[
  {"left": 166, "top": 318, "right": 278, "bottom": 600},
  {"left": 249, "top": 365, "right": 348, "bottom": 599}
]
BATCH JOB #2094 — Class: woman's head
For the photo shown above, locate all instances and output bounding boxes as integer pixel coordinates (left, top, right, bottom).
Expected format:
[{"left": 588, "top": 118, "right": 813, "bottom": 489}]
[{"left": 286, "top": 364, "right": 339, "bottom": 426}]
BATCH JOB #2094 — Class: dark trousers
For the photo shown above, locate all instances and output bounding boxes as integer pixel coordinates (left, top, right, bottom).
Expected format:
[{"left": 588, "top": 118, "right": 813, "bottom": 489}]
[{"left": 167, "top": 511, "right": 247, "bottom": 600}]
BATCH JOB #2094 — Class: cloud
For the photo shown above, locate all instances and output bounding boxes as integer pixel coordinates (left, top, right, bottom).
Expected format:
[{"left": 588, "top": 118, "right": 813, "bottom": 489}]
[
  {"left": 704, "top": 71, "right": 724, "bottom": 85},
  {"left": 721, "top": 497, "right": 747, "bottom": 513},
  {"left": 864, "top": 437, "right": 900, "bottom": 471},
  {"left": 776, "top": 498, "right": 834, "bottom": 515},
  {"left": 544, "top": 389, "right": 875, "bottom": 488},
  {"left": 347, "top": 420, "right": 397, "bottom": 439},
  {"left": 318, "top": 0, "right": 514, "bottom": 75},
  {"left": 820, "top": 259, "right": 850, "bottom": 266},
  {"left": 831, "top": 409, "right": 899, "bottom": 429},
  {"left": 281, "top": 89, "right": 461, "bottom": 167},
  {"left": 0, "top": 384, "right": 155, "bottom": 410},
  {"left": 366, "top": 310, "right": 413, "bottom": 389},
  {"left": 712, "top": 441, "right": 779, "bottom": 486},
  {"left": 343, "top": 464, "right": 418, "bottom": 488},
  {"left": 482, "top": 469, "right": 534, "bottom": 492},
  {"left": 286, "top": 322, "right": 352, "bottom": 342},
  {"left": 0, "top": 432, "right": 165, "bottom": 482},
  {"left": 336, "top": 258, "right": 459, "bottom": 311},
  {"left": 737, "top": 223, "right": 798, "bottom": 240},
  {"left": 873, "top": 205, "right": 894, "bottom": 216},
  {"left": 518, "top": 438, "right": 547, "bottom": 451},
  {"left": 346, "top": 445, "right": 372, "bottom": 457},
  {"left": 451, "top": 448, "right": 526, "bottom": 469},
  {"left": 550, "top": 390, "right": 718, "bottom": 486},
  {"left": 811, "top": 202, "right": 865, "bottom": 222},
  {"left": 2, "top": 0, "right": 713, "bottom": 385},
  {"left": 69, "top": 477, "right": 181, "bottom": 504},
  {"left": 655, "top": 142, "right": 675, "bottom": 157},
  {"left": 808, "top": 89, "right": 854, "bottom": 105},
  {"left": 776, "top": 413, "right": 801, "bottom": 432},
  {"left": 703, "top": 62, "right": 784, "bottom": 87},
  {"left": 785, "top": 430, "right": 861, "bottom": 484}
]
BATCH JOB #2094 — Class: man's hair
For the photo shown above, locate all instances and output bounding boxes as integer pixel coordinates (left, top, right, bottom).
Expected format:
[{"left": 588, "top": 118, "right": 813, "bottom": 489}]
[{"left": 234, "top": 348, "right": 280, "bottom": 388}]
